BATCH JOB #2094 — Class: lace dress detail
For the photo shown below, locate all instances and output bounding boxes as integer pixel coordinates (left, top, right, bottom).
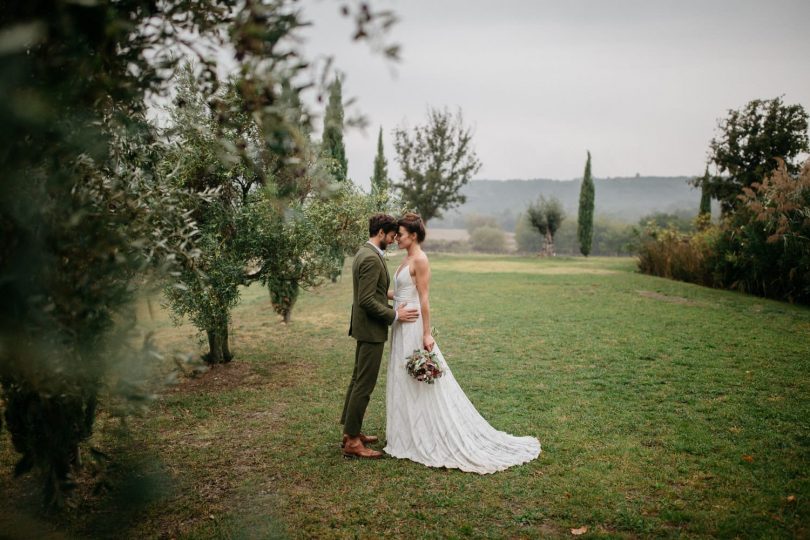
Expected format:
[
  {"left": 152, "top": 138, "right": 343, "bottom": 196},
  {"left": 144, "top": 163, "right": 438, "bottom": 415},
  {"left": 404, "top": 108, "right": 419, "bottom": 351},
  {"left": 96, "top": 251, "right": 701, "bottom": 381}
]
[{"left": 384, "top": 264, "right": 541, "bottom": 473}]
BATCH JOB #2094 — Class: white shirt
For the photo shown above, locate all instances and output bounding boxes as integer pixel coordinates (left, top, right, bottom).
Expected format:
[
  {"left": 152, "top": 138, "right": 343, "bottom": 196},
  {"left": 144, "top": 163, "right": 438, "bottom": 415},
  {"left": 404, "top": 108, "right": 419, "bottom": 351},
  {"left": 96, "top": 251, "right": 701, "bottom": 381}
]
[{"left": 366, "top": 240, "right": 385, "bottom": 258}]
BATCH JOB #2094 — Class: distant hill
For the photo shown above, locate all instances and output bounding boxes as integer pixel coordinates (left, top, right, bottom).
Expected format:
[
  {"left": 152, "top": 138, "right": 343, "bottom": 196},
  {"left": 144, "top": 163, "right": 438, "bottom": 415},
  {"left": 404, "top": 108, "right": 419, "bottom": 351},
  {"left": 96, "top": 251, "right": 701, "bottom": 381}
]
[{"left": 429, "top": 176, "right": 700, "bottom": 230}]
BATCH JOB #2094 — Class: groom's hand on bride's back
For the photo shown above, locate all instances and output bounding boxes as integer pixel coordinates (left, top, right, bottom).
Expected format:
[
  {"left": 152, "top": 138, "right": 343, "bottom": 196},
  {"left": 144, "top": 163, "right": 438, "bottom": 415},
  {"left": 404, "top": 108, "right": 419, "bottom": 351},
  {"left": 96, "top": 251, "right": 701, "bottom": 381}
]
[{"left": 396, "top": 306, "right": 419, "bottom": 322}]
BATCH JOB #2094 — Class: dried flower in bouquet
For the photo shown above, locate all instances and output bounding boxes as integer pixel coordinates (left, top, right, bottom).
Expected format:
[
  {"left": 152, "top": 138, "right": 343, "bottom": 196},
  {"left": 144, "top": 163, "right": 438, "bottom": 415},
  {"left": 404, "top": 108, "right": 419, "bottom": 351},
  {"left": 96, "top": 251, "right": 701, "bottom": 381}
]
[{"left": 405, "top": 348, "right": 444, "bottom": 384}]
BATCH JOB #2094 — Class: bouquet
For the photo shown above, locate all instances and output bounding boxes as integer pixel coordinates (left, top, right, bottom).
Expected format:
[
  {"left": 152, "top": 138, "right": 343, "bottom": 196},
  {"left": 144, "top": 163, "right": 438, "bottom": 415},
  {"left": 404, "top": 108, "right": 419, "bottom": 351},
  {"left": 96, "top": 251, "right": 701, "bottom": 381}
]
[{"left": 405, "top": 348, "right": 444, "bottom": 384}]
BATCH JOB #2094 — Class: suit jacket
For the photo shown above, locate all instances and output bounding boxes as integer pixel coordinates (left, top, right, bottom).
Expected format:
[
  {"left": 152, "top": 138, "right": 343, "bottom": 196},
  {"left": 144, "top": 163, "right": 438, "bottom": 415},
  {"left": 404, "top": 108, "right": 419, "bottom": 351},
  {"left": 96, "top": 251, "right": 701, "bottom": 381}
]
[{"left": 349, "top": 243, "right": 395, "bottom": 342}]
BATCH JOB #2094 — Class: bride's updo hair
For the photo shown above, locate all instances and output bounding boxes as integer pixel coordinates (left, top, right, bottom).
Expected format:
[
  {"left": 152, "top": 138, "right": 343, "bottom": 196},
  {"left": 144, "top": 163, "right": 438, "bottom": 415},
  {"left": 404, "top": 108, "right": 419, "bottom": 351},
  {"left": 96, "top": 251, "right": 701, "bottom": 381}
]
[{"left": 398, "top": 212, "right": 426, "bottom": 243}]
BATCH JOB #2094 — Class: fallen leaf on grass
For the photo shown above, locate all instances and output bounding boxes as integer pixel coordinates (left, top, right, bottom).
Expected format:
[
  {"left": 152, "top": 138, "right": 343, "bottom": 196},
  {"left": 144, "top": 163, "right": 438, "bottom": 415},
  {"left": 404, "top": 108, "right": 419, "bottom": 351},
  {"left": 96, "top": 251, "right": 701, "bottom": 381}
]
[
  {"left": 741, "top": 455, "right": 754, "bottom": 463},
  {"left": 571, "top": 526, "right": 588, "bottom": 535},
  {"left": 787, "top": 495, "right": 796, "bottom": 503}
]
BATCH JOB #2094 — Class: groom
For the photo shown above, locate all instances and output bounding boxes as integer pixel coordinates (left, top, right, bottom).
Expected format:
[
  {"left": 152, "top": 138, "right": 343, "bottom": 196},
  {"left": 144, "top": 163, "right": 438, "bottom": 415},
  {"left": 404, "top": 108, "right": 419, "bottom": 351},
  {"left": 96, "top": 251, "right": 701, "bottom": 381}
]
[{"left": 340, "top": 213, "right": 419, "bottom": 459}]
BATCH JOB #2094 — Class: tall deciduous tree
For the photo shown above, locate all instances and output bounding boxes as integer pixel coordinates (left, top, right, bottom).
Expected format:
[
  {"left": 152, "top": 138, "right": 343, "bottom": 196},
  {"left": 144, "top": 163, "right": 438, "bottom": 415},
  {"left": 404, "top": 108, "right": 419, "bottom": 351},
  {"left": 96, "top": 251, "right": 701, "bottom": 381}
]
[
  {"left": 697, "top": 97, "right": 809, "bottom": 214},
  {"left": 527, "top": 196, "right": 566, "bottom": 256},
  {"left": 370, "top": 127, "right": 390, "bottom": 208},
  {"left": 322, "top": 77, "right": 348, "bottom": 182},
  {"left": 393, "top": 107, "right": 482, "bottom": 224},
  {"left": 577, "top": 151, "right": 595, "bottom": 256}
]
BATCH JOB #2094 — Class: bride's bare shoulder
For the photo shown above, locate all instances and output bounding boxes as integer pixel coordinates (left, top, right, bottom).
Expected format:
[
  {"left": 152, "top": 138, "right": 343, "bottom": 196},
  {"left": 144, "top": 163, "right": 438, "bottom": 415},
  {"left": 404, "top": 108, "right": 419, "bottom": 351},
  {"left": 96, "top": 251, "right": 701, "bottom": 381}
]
[{"left": 411, "top": 253, "right": 430, "bottom": 271}]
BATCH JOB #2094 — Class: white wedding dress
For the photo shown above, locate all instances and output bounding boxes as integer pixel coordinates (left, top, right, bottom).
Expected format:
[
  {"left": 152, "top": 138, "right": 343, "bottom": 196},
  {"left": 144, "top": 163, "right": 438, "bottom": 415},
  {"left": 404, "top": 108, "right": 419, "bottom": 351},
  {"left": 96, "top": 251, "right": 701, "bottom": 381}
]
[{"left": 384, "top": 264, "right": 541, "bottom": 473}]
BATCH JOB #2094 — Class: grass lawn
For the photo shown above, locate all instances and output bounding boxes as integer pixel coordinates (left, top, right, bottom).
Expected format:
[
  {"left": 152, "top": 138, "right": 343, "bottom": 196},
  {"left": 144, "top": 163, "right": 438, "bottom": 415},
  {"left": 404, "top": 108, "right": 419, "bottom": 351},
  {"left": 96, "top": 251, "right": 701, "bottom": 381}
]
[{"left": 1, "top": 254, "right": 809, "bottom": 538}]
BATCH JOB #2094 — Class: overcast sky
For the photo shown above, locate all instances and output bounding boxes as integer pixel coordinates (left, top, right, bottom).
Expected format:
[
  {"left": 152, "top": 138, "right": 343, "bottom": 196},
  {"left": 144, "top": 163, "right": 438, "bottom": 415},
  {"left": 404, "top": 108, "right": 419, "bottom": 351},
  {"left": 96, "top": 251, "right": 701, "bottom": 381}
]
[{"left": 295, "top": 0, "right": 810, "bottom": 190}]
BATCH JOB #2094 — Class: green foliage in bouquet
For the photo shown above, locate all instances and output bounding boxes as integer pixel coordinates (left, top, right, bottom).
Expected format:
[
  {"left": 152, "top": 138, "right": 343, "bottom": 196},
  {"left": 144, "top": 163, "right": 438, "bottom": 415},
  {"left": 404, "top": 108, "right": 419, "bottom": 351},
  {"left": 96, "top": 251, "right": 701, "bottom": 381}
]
[{"left": 405, "top": 349, "right": 444, "bottom": 384}]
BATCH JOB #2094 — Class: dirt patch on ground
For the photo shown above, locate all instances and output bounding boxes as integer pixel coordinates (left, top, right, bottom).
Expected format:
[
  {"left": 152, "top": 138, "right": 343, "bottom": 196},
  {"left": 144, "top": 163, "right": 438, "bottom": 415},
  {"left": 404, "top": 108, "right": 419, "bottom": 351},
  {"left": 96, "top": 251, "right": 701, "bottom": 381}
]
[
  {"left": 167, "top": 360, "right": 263, "bottom": 395},
  {"left": 167, "top": 356, "right": 315, "bottom": 395},
  {"left": 637, "top": 290, "right": 703, "bottom": 306}
]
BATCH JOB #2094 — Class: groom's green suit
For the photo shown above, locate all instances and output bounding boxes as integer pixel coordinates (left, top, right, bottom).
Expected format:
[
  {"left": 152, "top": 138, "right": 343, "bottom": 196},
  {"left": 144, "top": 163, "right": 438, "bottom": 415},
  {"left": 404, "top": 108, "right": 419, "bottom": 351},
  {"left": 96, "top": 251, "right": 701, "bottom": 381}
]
[{"left": 341, "top": 242, "right": 396, "bottom": 437}]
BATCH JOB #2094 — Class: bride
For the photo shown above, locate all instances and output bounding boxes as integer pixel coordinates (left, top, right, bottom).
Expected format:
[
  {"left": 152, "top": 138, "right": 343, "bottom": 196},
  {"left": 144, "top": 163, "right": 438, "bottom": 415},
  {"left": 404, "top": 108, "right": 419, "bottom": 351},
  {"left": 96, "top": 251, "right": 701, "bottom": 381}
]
[{"left": 384, "top": 212, "right": 541, "bottom": 474}]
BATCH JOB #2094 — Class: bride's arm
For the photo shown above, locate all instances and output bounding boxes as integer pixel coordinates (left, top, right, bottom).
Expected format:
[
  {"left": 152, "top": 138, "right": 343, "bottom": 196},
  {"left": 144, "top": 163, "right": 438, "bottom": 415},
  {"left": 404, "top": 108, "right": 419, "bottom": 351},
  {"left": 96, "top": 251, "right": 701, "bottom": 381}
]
[{"left": 412, "top": 257, "right": 435, "bottom": 352}]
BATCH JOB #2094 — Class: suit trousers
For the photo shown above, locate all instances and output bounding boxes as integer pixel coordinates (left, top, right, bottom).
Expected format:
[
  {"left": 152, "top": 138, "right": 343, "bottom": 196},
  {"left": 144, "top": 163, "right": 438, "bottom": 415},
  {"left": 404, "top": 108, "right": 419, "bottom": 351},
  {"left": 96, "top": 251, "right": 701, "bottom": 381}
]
[{"left": 341, "top": 340, "right": 385, "bottom": 437}]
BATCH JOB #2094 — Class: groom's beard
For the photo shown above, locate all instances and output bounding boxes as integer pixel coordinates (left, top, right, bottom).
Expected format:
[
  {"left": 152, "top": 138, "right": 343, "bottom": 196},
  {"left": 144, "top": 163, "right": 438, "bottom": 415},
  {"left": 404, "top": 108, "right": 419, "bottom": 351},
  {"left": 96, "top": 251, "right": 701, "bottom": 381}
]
[{"left": 379, "top": 240, "right": 388, "bottom": 251}]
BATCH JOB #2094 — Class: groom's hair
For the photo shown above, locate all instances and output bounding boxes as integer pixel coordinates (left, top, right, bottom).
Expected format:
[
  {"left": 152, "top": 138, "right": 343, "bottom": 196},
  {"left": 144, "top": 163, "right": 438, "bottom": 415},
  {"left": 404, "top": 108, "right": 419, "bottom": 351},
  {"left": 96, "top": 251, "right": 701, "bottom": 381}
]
[{"left": 369, "top": 213, "right": 397, "bottom": 237}]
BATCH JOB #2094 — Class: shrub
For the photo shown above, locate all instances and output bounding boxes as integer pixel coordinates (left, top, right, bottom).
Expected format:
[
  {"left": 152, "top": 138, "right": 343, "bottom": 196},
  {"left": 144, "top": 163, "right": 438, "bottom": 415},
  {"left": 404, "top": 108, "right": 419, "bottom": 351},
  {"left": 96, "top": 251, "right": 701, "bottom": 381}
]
[
  {"left": 464, "top": 213, "right": 498, "bottom": 234},
  {"left": 637, "top": 211, "right": 697, "bottom": 233},
  {"left": 638, "top": 159, "right": 810, "bottom": 304},
  {"left": 592, "top": 219, "right": 638, "bottom": 256},
  {"left": 713, "top": 159, "right": 810, "bottom": 302},
  {"left": 470, "top": 226, "right": 507, "bottom": 253},
  {"left": 636, "top": 223, "right": 718, "bottom": 286}
]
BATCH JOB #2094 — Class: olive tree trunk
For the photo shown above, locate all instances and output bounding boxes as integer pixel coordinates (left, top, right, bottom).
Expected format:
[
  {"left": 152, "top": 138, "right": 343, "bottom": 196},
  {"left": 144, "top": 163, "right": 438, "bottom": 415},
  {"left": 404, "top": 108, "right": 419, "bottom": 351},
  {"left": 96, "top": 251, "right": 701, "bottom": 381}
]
[
  {"left": 204, "top": 323, "right": 232, "bottom": 364},
  {"left": 542, "top": 231, "right": 556, "bottom": 257}
]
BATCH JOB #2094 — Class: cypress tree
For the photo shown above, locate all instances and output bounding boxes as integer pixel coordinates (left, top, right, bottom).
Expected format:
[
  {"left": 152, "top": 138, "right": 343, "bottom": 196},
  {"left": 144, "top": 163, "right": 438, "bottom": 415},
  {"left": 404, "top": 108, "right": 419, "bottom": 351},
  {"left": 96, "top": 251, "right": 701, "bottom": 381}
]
[
  {"left": 281, "top": 79, "right": 310, "bottom": 137},
  {"left": 323, "top": 78, "right": 348, "bottom": 280},
  {"left": 699, "top": 167, "right": 712, "bottom": 216},
  {"left": 370, "top": 126, "right": 389, "bottom": 206},
  {"left": 577, "top": 151, "right": 595, "bottom": 256},
  {"left": 322, "top": 77, "right": 348, "bottom": 181}
]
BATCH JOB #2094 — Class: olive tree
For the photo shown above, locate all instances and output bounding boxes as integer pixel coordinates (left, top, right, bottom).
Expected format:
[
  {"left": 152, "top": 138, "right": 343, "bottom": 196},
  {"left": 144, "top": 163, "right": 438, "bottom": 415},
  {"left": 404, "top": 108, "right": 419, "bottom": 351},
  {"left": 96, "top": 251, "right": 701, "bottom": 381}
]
[
  {"left": 0, "top": 0, "right": 398, "bottom": 506},
  {"left": 527, "top": 196, "right": 566, "bottom": 256},
  {"left": 261, "top": 183, "right": 376, "bottom": 323}
]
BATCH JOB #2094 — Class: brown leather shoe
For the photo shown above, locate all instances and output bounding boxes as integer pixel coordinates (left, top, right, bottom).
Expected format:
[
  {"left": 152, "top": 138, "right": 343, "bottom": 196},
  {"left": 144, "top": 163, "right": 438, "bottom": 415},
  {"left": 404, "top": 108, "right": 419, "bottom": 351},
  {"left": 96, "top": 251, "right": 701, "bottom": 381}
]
[
  {"left": 340, "top": 433, "right": 379, "bottom": 448},
  {"left": 342, "top": 438, "right": 383, "bottom": 459}
]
